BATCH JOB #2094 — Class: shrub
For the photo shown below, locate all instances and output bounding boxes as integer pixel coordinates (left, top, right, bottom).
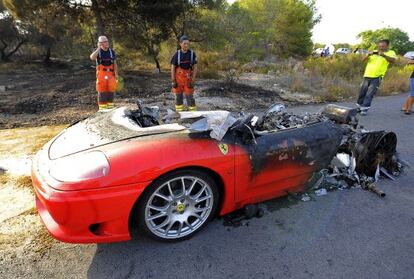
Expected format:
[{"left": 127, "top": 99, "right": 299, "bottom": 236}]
[
  {"left": 304, "top": 55, "right": 364, "bottom": 80},
  {"left": 198, "top": 67, "right": 221, "bottom": 79},
  {"left": 276, "top": 55, "right": 412, "bottom": 101},
  {"left": 380, "top": 66, "right": 411, "bottom": 95}
]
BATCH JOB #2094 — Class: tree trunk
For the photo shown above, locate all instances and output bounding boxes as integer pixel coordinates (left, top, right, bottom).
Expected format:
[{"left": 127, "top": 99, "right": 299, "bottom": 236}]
[
  {"left": 89, "top": 29, "right": 96, "bottom": 49},
  {"left": 0, "top": 50, "right": 10, "bottom": 62},
  {"left": 91, "top": 0, "right": 106, "bottom": 35},
  {"left": 147, "top": 43, "right": 161, "bottom": 73},
  {"left": 43, "top": 46, "right": 51, "bottom": 64},
  {"left": 153, "top": 55, "right": 161, "bottom": 73},
  {"left": 0, "top": 40, "right": 9, "bottom": 62}
]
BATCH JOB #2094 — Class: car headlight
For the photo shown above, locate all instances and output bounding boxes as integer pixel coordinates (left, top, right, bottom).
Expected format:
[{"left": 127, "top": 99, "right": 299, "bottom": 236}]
[{"left": 49, "top": 151, "right": 110, "bottom": 182}]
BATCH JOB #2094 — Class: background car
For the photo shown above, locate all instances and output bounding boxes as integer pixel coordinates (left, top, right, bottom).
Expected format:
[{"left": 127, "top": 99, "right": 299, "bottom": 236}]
[
  {"left": 403, "top": 51, "right": 414, "bottom": 59},
  {"left": 353, "top": 49, "right": 369, "bottom": 55},
  {"left": 336, "top": 48, "right": 352, "bottom": 55},
  {"left": 312, "top": 48, "right": 324, "bottom": 56}
]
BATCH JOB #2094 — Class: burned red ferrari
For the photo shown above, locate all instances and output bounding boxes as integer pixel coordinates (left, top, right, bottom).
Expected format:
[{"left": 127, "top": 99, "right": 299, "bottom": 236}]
[{"left": 32, "top": 103, "right": 379, "bottom": 243}]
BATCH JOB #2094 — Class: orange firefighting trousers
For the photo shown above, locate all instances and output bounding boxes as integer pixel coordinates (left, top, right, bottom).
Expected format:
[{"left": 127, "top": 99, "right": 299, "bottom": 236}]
[
  {"left": 96, "top": 64, "right": 116, "bottom": 110},
  {"left": 172, "top": 67, "right": 196, "bottom": 111}
]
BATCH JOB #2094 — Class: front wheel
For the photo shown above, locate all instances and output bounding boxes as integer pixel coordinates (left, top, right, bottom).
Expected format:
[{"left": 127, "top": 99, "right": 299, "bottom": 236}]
[{"left": 137, "top": 170, "right": 219, "bottom": 241}]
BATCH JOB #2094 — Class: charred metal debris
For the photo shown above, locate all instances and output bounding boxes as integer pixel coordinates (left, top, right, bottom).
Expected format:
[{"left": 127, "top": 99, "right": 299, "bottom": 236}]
[
  {"left": 124, "top": 102, "right": 405, "bottom": 227},
  {"left": 249, "top": 103, "right": 404, "bottom": 198},
  {"left": 128, "top": 102, "right": 404, "bottom": 199},
  {"left": 223, "top": 104, "right": 405, "bottom": 226}
]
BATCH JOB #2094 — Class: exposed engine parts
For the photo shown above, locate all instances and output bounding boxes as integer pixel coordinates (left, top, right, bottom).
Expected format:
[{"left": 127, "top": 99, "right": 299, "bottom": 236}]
[
  {"left": 126, "top": 101, "right": 402, "bottom": 199},
  {"left": 234, "top": 103, "right": 402, "bottom": 199}
]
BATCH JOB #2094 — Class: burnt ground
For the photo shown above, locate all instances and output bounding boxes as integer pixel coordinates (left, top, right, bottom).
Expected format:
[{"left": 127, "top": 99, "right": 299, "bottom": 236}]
[{"left": 0, "top": 65, "right": 293, "bottom": 129}]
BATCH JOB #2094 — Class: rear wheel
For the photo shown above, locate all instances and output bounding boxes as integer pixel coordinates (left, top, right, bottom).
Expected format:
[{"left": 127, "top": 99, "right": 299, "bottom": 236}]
[{"left": 137, "top": 170, "right": 219, "bottom": 241}]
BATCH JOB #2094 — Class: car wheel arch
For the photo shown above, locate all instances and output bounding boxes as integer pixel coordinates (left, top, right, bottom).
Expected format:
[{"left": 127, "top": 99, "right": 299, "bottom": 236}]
[{"left": 128, "top": 166, "right": 225, "bottom": 233}]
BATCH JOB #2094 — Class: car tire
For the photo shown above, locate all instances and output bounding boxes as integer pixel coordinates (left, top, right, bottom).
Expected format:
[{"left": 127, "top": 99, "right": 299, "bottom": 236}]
[{"left": 136, "top": 169, "right": 219, "bottom": 242}]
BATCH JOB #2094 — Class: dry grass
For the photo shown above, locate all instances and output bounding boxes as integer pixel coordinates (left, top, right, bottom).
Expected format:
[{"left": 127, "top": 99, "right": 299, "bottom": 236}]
[
  {"left": 268, "top": 55, "right": 411, "bottom": 102},
  {"left": 0, "top": 125, "right": 66, "bottom": 158},
  {"left": 15, "top": 175, "right": 34, "bottom": 192},
  {"left": 380, "top": 67, "right": 411, "bottom": 95},
  {"left": 32, "top": 228, "right": 56, "bottom": 255},
  {"left": 0, "top": 174, "right": 9, "bottom": 185},
  {"left": 0, "top": 173, "right": 33, "bottom": 192},
  {"left": 0, "top": 208, "right": 56, "bottom": 259}
]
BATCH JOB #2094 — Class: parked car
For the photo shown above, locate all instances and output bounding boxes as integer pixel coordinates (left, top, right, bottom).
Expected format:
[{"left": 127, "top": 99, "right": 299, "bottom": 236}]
[
  {"left": 336, "top": 48, "right": 352, "bottom": 55},
  {"left": 403, "top": 51, "right": 414, "bottom": 59},
  {"left": 354, "top": 49, "right": 369, "bottom": 55},
  {"left": 312, "top": 48, "right": 324, "bottom": 57}
]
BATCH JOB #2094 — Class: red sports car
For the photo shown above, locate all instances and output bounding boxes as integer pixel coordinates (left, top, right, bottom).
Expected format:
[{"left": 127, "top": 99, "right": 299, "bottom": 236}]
[{"left": 32, "top": 104, "right": 344, "bottom": 242}]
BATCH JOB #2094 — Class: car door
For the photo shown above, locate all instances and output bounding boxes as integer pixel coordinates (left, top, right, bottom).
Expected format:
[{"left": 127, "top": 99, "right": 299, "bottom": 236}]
[{"left": 234, "top": 121, "right": 341, "bottom": 204}]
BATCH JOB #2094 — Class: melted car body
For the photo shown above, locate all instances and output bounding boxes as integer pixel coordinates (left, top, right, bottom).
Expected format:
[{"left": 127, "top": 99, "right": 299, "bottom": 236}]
[{"left": 32, "top": 105, "right": 346, "bottom": 243}]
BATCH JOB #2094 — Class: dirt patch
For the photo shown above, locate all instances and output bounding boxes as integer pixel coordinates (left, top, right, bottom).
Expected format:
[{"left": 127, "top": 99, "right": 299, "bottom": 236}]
[
  {"left": 0, "top": 125, "right": 66, "bottom": 157},
  {"left": 198, "top": 81, "right": 285, "bottom": 110},
  {"left": 0, "top": 208, "right": 57, "bottom": 262},
  {"left": 15, "top": 175, "right": 34, "bottom": 191},
  {"left": 0, "top": 174, "right": 35, "bottom": 222},
  {"left": 0, "top": 125, "right": 67, "bottom": 263}
]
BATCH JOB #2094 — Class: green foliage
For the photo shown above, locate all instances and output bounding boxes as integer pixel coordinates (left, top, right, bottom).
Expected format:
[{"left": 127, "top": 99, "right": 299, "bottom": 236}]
[
  {"left": 106, "top": 0, "right": 186, "bottom": 72},
  {"left": 1, "top": 0, "right": 321, "bottom": 68},
  {"left": 3, "top": 0, "right": 88, "bottom": 62},
  {"left": 227, "top": 0, "right": 319, "bottom": 60},
  {"left": 0, "top": 11, "right": 26, "bottom": 61},
  {"left": 357, "top": 27, "right": 414, "bottom": 54},
  {"left": 380, "top": 63, "right": 412, "bottom": 95},
  {"left": 313, "top": 43, "right": 325, "bottom": 49},
  {"left": 304, "top": 55, "right": 364, "bottom": 80}
]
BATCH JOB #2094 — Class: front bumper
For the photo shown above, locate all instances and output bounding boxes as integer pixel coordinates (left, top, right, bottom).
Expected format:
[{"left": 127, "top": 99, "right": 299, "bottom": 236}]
[{"left": 31, "top": 152, "right": 148, "bottom": 243}]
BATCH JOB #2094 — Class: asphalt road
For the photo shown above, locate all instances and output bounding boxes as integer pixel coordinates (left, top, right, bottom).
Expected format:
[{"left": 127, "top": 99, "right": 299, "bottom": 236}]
[{"left": 3, "top": 94, "right": 414, "bottom": 279}]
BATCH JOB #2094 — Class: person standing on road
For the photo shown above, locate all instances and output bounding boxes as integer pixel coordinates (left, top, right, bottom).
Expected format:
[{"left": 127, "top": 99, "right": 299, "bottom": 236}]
[
  {"left": 356, "top": 39, "right": 396, "bottom": 115},
  {"left": 90, "top": 36, "right": 118, "bottom": 110},
  {"left": 171, "top": 35, "right": 198, "bottom": 112},
  {"left": 401, "top": 59, "right": 414, "bottom": 114}
]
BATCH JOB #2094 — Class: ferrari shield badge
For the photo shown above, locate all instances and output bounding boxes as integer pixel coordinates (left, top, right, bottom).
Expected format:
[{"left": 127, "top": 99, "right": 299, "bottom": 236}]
[{"left": 218, "top": 143, "right": 229, "bottom": 155}]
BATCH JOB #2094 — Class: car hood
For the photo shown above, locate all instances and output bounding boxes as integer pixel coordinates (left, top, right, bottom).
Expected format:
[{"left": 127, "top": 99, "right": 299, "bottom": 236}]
[{"left": 48, "top": 108, "right": 186, "bottom": 159}]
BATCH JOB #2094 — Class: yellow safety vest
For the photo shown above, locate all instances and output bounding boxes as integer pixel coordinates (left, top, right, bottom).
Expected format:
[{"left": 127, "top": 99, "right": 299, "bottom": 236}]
[{"left": 364, "top": 50, "right": 397, "bottom": 78}]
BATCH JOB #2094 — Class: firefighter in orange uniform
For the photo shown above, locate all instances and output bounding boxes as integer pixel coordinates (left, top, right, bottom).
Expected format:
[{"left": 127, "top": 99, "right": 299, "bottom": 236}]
[
  {"left": 171, "top": 35, "right": 198, "bottom": 111},
  {"left": 90, "top": 36, "right": 118, "bottom": 110}
]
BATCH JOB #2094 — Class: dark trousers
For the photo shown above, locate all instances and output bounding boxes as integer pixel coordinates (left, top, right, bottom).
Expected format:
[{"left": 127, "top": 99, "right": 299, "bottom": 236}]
[
  {"left": 98, "top": 92, "right": 115, "bottom": 109},
  {"left": 357, "top": 77, "right": 381, "bottom": 108},
  {"left": 175, "top": 93, "right": 195, "bottom": 107}
]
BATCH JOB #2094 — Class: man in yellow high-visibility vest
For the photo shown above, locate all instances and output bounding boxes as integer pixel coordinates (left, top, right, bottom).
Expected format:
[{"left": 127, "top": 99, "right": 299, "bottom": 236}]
[{"left": 356, "top": 39, "right": 396, "bottom": 115}]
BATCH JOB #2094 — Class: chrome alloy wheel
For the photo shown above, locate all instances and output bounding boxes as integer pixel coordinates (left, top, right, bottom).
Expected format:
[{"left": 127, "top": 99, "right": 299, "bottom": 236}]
[{"left": 144, "top": 176, "right": 214, "bottom": 239}]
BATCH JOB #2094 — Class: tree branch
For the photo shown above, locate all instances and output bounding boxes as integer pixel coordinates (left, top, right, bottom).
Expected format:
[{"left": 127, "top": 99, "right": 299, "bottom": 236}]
[{"left": 5, "top": 39, "right": 26, "bottom": 59}]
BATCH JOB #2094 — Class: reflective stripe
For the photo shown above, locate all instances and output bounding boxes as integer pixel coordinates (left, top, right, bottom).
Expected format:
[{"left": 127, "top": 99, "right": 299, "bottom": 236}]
[
  {"left": 109, "top": 48, "right": 114, "bottom": 60},
  {"left": 177, "top": 49, "right": 194, "bottom": 66},
  {"left": 99, "top": 104, "right": 108, "bottom": 110},
  {"left": 188, "top": 106, "right": 197, "bottom": 111},
  {"left": 175, "top": 104, "right": 184, "bottom": 112},
  {"left": 97, "top": 48, "right": 114, "bottom": 65}
]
